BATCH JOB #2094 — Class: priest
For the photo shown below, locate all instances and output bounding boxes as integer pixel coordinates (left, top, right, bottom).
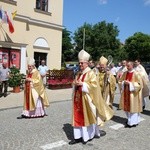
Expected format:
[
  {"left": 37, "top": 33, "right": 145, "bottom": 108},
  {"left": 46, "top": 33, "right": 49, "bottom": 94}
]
[
  {"left": 69, "top": 50, "right": 114, "bottom": 145},
  {"left": 134, "top": 59, "right": 149, "bottom": 110},
  {"left": 118, "top": 61, "right": 143, "bottom": 128},
  {"left": 98, "top": 56, "right": 116, "bottom": 109},
  {"left": 17, "top": 58, "right": 49, "bottom": 119}
]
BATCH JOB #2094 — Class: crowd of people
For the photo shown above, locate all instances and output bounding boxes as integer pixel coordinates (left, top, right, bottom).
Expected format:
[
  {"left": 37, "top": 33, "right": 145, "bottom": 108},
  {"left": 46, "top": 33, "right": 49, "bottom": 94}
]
[
  {"left": 0, "top": 50, "right": 150, "bottom": 145},
  {"left": 69, "top": 49, "right": 150, "bottom": 145}
]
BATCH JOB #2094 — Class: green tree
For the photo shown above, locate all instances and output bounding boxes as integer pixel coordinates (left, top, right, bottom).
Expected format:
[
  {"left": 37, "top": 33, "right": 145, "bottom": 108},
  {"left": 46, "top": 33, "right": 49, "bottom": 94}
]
[
  {"left": 62, "top": 28, "right": 73, "bottom": 63},
  {"left": 73, "top": 23, "right": 93, "bottom": 60},
  {"left": 73, "top": 21, "right": 121, "bottom": 61},
  {"left": 92, "top": 21, "right": 121, "bottom": 60},
  {"left": 124, "top": 32, "right": 150, "bottom": 62},
  {"left": 115, "top": 44, "right": 128, "bottom": 62}
]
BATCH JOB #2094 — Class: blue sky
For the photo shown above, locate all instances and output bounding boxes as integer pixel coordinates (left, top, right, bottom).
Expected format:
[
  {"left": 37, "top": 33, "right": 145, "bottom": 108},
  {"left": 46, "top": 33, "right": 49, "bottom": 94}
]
[{"left": 63, "top": 0, "right": 150, "bottom": 43}]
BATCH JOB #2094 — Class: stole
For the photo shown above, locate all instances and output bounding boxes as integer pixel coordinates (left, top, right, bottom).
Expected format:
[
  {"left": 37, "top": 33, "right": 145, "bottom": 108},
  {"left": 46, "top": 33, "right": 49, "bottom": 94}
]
[
  {"left": 25, "top": 74, "right": 32, "bottom": 110},
  {"left": 74, "top": 73, "right": 86, "bottom": 127},
  {"left": 124, "top": 72, "right": 133, "bottom": 111}
]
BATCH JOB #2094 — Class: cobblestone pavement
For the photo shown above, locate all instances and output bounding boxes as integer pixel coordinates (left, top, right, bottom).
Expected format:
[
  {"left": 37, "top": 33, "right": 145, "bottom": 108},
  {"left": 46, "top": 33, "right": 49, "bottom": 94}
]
[
  {"left": 0, "top": 87, "right": 150, "bottom": 150},
  {"left": 0, "top": 87, "right": 72, "bottom": 109}
]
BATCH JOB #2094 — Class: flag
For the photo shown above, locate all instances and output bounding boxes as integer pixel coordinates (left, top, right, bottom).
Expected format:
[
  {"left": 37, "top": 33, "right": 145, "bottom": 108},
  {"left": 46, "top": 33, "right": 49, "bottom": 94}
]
[
  {"left": 5, "top": 11, "right": 14, "bottom": 33},
  {"left": 0, "top": 8, "right": 7, "bottom": 23},
  {"left": 0, "top": 7, "right": 16, "bottom": 33},
  {"left": 3, "top": 11, "right": 8, "bottom": 23},
  {"left": 12, "top": 10, "right": 17, "bottom": 19},
  {"left": 0, "top": 6, "right": 2, "bottom": 19},
  {"left": 0, "top": 9, "right": 2, "bottom": 19}
]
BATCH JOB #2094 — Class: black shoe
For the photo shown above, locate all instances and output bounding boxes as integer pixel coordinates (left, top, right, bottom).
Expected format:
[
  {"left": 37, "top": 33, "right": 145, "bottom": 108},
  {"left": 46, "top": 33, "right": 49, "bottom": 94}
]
[
  {"left": 143, "top": 105, "right": 145, "bottom": 110},
  {"left": 4, "top": 94, "right": 7, "bottom": 97},
  {"left": 100, "top": 130, "right": 106, "bottom": 137},
  {"left": 124, "top": 124, "right": 131, "bottom": 128},
  {"left": 94, "top": 135, "right": 100, "bottom": 139},
  {"left": 69, "top": 138, "right": 82, "bottom": 145},
  {"left": 124, "top": 124, "right": 137, "bottom": 128},
  {"left": 82, "top": 141, "right": 88, "bottom": 145},
  {"left": 17, "top": 116, "right": 24, "bottom": 119},
  {"left": 69, "top": 140, "right": 77, "bottom": 145},
  {"left": 17, "top": 115, "right": 28, "bottom": 119}
]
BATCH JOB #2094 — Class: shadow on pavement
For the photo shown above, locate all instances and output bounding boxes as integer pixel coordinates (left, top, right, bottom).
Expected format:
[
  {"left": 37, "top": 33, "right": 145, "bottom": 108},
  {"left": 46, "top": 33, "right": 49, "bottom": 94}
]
[
  {"left": 141, "top": 109, "right": 150, "bottom": 116},
  {"left": 111, "top": 115, "right": 127, "bottom": 124},
  {"left": 113, "top": 103, "right": 119, "bottom": 109},
  {"left": 0, "top": 106, "right": 22, "bottom": 111},
  {"left": 62, "top": 123, "right": 73, "bottom": 141}
]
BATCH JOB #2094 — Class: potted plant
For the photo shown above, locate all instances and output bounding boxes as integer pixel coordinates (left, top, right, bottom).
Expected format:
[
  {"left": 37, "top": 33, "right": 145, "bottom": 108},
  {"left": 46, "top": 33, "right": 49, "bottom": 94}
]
[{"left": 8, "top": 66, "right": 26, "bottom": 93}]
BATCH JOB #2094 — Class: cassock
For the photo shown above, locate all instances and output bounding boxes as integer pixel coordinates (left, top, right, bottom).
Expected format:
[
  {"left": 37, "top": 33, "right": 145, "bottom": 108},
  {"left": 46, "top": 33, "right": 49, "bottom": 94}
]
[
  {"left": 119, "top": 70, "right": 143, "bottom": 126},
  {"left": 22, "top": 68, "right": 49, "bottom": 117},
  {"left": 72, "top": 67, "right": 114, "bottom": 142}
]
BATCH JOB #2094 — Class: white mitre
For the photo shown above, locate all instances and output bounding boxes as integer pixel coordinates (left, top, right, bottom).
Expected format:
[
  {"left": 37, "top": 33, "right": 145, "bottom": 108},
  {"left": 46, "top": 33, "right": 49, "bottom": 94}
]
[
  {"left": 28, "top": 58, "right": 35, "bottom": 65},
  {"left": 99, "top": 56, "right": 108, "bottom": 66},
  {"left": 78, "top": 49, "right": 90, "bottom": 62}
]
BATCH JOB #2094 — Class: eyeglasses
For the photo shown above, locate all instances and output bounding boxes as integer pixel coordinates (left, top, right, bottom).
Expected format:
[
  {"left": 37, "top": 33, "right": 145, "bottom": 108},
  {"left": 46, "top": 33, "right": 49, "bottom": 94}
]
[{"left": 79, "top": 62, "right": 84, "bottom": 65}]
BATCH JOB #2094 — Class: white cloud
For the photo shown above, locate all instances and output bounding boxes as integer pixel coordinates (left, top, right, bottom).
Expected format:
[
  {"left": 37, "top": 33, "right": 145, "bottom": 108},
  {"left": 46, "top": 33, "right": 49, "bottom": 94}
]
[
  {"left": 98, "top": 0, "right": 108, "bottom": 5},
  {"left": 144, "top": 0, "right": 150, "bottom": 6}
]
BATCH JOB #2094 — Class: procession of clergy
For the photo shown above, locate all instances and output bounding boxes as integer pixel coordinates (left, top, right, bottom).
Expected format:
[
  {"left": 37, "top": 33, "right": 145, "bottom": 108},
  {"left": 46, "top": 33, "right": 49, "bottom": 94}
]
[{"left": 18, "top": 49, "right": 149, "bottom": 145}]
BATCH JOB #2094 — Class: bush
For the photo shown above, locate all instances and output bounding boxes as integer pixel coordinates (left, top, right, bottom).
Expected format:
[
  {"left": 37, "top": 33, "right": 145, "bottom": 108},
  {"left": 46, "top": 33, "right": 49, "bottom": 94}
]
[{"left": 8, "top": 66, "right": 26, "bottom": 87}]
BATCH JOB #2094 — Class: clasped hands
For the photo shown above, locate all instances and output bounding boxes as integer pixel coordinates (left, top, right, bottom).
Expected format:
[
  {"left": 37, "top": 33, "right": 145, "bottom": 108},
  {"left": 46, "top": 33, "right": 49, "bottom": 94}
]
[
  {"left": 26, "top": 78, "right": 32, "bottom": 82},
  {"left": 124, "top": 80, "right": 130, "bottom": 85},
  {"left": 73, "top": 79, "right": 83, "bottom": 86}
]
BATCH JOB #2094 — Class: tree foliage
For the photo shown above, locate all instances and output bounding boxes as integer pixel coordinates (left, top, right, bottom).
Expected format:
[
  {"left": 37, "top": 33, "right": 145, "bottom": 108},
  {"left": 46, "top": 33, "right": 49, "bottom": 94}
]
[
  {"left": 62, "top": 28, "right": 73, "bottom": 62},
  {"left": 124, "top": 32, "right": 150, "bottom": 62},
  {"left": 73, "top": 21, "right": 121, "bottom": 61},
  {"left": 62, "top": 22, "right": 150, "bottom": 64}
]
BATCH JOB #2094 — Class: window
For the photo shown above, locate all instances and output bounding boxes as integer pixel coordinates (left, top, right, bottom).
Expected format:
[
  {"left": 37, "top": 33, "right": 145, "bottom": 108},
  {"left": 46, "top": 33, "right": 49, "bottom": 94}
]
[
  {"left": 0, "top": 48, "right": 21, "bottom": 68},
  {"left": 36, "top": 0, "right": 48, "bottom": 12}
]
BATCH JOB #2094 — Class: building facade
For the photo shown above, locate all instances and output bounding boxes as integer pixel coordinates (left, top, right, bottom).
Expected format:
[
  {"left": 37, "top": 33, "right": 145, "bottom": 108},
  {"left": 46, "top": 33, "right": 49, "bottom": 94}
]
[{"left": 0, "top": 0, "right": 64, "bottom": 74}]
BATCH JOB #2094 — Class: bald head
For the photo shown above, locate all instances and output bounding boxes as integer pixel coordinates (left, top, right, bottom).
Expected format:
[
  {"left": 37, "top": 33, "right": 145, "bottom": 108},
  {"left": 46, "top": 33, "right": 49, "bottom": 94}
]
[
  {"left": 41, "top": 60, "right": 46, "bottom": 66},
  {"left": 127, "top": 61, "right": 134, "bottom": 71}
]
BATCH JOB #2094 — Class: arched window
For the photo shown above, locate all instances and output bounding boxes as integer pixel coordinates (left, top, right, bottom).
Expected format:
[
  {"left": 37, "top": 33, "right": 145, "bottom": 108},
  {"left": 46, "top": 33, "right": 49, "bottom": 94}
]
[{"left": 33, "top": 37, "right": 49, "bottom": 49}]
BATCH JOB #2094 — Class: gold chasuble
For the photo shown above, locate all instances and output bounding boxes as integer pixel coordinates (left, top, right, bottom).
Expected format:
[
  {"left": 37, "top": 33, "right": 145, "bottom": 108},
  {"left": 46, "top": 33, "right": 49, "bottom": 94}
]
[
  {"left": 119, "top": 71, "right": 143, "bottom": 113},
  {"left": 23, "top": 69, "right": 49, "bottom": 111},
  {"left": 72, "top": 67, "right": 114, "bottom": 127},
  {"left": 98, "top": 72, "right": 116, "bottom": 108},
  {"left": 134, "top": 64, "right": 149, "bottom": 98}
]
